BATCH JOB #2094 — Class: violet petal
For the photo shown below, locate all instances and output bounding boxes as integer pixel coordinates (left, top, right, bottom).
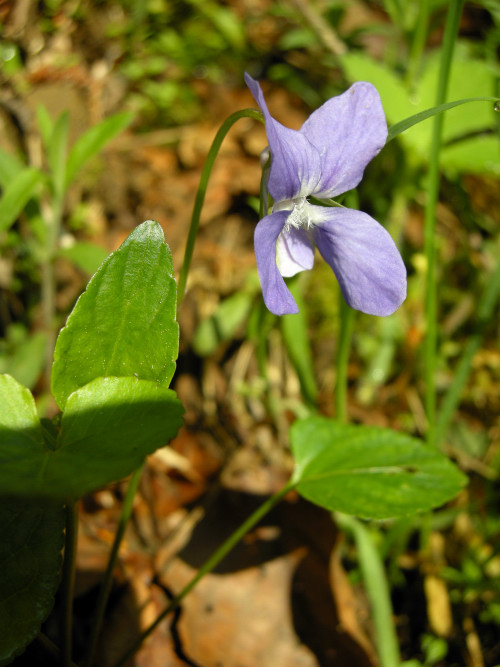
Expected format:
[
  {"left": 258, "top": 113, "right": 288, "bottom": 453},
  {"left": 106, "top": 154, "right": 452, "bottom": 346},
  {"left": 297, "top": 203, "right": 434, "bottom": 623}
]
[
  {"left": 311, "top": 206, "right": 406, "bottom": 316},
  {"left": 254, "top": 211, "right": 299, "bottom": 315},
  {"left": 300, "top": 82, "right": 387, "bottom": 199},
  {"left": 245, "top": 73, "right": 321, "bottom": 202}
]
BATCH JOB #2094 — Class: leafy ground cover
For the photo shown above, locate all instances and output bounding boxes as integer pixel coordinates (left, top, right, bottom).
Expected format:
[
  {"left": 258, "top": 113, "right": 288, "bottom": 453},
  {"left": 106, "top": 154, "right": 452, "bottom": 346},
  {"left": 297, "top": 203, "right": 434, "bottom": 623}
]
[{"left": 1, "top": 1, "right": 499, "bottom": 666}]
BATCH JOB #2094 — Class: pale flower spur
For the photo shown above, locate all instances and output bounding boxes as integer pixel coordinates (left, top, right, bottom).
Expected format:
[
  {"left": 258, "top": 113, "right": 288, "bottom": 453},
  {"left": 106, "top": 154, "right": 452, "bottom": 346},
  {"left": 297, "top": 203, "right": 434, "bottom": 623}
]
[{"left": 245, "top": 72, "right": 407, "bottom": 317}]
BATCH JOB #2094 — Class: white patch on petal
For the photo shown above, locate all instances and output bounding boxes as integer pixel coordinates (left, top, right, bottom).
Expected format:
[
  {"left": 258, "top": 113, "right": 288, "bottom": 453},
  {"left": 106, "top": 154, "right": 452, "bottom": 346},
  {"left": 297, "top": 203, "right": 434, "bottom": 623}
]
[
  {"left": 276, "top": 227, "right": 315, "bottom": 277},
  {"left": 271, "top": 199, "right": 317, "bottom": 277},
  {"left": 277, "top": 233, "right": 303, "bottom": 277}
]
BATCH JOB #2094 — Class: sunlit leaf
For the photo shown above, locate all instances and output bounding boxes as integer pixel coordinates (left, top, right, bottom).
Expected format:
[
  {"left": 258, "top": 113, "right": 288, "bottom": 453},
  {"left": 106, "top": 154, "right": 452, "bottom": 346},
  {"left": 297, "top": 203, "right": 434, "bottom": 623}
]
[
  {"left": 441, "top": 134, "right": 500, "bottom": 176},
  {"left": 291, "top": 417, "right": 467, "bottom": 519},
  {"left": 0, "top": 374, "right": 183, "bottom": 500},
  {"left": 343, "top": 49, "right": 498, "bottom": 173},
  {"left": 51, "top": 220, "right": 178, "bottom": 410}
]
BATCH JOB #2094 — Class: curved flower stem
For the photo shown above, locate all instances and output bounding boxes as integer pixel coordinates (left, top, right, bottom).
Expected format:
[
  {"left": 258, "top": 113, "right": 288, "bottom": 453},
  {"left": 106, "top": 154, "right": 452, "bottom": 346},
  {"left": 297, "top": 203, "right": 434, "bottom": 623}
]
[
  {"left": 111, "top": 479, "right": 295, "bottom": 667},
  {"left": 423, "top": 0, "right": 464, "bottom": 446},
  {"left": 60, "top": 501, "right": 78, "bottom": 667},
  {"left": 177, "top": 108, "right": 264, "bottom": 306},
  {"left": 83, "top": 464, "right": 144, "bottom": 667}
]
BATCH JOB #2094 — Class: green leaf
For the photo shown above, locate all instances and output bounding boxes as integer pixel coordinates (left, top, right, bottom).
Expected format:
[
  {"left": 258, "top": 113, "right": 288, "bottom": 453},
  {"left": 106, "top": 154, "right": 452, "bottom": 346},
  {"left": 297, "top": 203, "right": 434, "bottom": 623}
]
[
  {"left": 0, "top": 374, "right": 44, "bottom": 451},
  {"left": 343, "top": 49, "right": 499, "bottom": 173},
  {"left": 65, "top": 111, "right": 134, "bottom": 187},
  {"left": 47, "top": 111, "right": 69, "bottom": 199},
  {"left": 0, "top": 375, "right": 48, "bottom": 498},
  {"left": 0, "top": 499, "right": 64, "bottom": 666},
  {"left": 0, "top": 168, "right": 44, "bottom": 234},
  {"left": 281, "top": 277, "right": 317, "bottom": 406},
  {"left": 441, "top": 134, "right": 500, "bottom": 176},
  {"left": 342, "top": 51, "right": 415, "bottom": 131},
  {"left": 419, "top": 51, "right": 497, "bottom": 143},
  {"left": 51, "top": 220, "right": 178, "bottom": 410},
  {"left": 334, "top": 513, "right": 401, "bottom": 666},
  {"left": 58, "top": 240, "right": 110, "bottom": 274},
  {"left": 290, "top": 417, "right": 467, "bottom": 519},
  {"left": 36, "top": 104, "right": 54, "bottom": 150},
  {"left": 193, "top": 291, "right": 253, "bottom": 356},
  {"left": 52, "top": 376, "right": 184, "bottom": 498},
  {"left": 0, "top": 331, "right": 48, "bottom": 389},
  {"left": 387, "top": 97, "right": 498, "bottom": 144},
  {"left": 0, "top": 374, "right": 184, "bottom": 499},
  {"left": 0, "top": 147, "right": 24, "bottom": 189}
]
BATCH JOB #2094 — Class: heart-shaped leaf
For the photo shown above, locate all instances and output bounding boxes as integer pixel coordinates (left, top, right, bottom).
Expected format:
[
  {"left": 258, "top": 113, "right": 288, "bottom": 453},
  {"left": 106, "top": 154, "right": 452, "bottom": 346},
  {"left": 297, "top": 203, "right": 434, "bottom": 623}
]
[
  {"left": 0, "top": 374, "right": 183, "bottom": 500},
  {"left": 291, "top": 417, "right": 467, "bottom": 520},
  {"left": 51, "top": 220, "right": 178, "bottom": 410}
]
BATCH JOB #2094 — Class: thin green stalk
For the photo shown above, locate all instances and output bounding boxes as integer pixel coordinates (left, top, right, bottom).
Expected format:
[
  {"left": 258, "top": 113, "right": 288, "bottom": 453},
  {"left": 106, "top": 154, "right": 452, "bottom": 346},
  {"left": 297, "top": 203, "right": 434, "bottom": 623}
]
[
  {"left": 111, "top": 479, "right": 295, "bottom": 667},
  {"left": 259, "top": 151, "right": 271, "bottom": 218},
  {"left": 177, "top": 108, "right": 264, "bottom": 306},
  {"left": 435, "top": 256, "right": 500, "bottom": 447},
  {"left": 336, "top": 514, "right": 400, "bottom": 667},
  {"left": 83, "top": 464, "right": 145, "bottom": 667},
  {"left": 60, "top": 501, "right": 78, "bottom": 667},
  {"left": 423, "top": 0, "right": 464, "bottom": 447},
  {"left": 405, "top": 0, "right": 429, "bottom": 90},
  {"left": 42, "top": 196, "right": 63, "bottom": 388}
]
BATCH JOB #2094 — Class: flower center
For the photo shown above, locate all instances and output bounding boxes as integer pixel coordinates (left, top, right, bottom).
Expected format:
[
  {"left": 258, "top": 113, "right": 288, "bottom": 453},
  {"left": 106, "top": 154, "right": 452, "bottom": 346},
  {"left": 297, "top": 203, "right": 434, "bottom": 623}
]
[{"left": 274, "top": 197, "right": 312, "bottom": 232}]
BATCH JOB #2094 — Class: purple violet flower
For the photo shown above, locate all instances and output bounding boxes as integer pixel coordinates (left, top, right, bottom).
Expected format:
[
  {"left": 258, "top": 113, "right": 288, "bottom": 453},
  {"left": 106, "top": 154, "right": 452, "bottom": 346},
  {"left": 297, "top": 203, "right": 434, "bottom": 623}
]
[{"left": 245, "top": 73, "right": 407, "bottom": 317}]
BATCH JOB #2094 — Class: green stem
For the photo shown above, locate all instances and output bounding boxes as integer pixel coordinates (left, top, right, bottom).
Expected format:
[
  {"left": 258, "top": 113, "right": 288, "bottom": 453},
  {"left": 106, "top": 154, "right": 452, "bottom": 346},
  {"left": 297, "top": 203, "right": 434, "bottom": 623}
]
[
  {"left": 423, "top": 0, "right": 464, "bottom": 447},
  {"left": 259, "top": 151, "right": 271, "bottom": 218},
  {"left": 43, "top": 196, "right": 63, "bottom": 389},
  {"left": 177, "top": 108, "right": 264, "bottom": 306},
  {"left": 111, "top": 479, "right": 295, "bottom": 667},
  {"left": 83, "top": 465, "right": 145, "bottom": 667},
  {"left": 336, "top": 514, "right": 400, "bottom": 667},
  {"left": 405, "top": 0, "right": 429, "bottom": 90},
  {"left": 60, "top": 501, "right": 78, "bottom": 667}
]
